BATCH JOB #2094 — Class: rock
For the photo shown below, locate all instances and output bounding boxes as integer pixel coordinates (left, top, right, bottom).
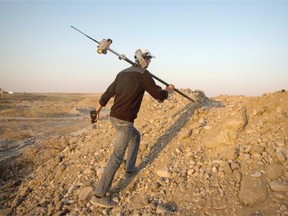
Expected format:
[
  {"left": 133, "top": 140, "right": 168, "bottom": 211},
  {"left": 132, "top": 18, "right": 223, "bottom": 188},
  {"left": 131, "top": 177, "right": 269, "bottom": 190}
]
[
  {"left": 232, "top": 172, "right": 242, "bottom": 183},
  {"left": 225, "top": 114, "right": 248, "bottom": 132},
  {"left": 251, "top": 172, "right": 262, "bottom": 178},
  {"left": 250, "top": 145, "right": 265, "bottom": 155},
  {"left": 265, "top": 164, "right": 284, "bottom": 180},
  {"left": 156, "top": 169, "right": 172, "bottom": 178},
  {"left": 0, "top": 209, "right": 13, "bottom": 216},
  {"left": 198, "top": 117, "right": 206, "bottom": 127},
  {"left": 270, "top": 181, "right": 288, "bottom": 192},
  {"left": 222, "top": 162, "right": 233, "bottom": 175},
  {"left": 96, "top": 167, "right": 105, "bottom": 178},
  {"left": 187, "top": 168, "right": 196, "bottom": 176},
  {"left": 140, "top": 143, "right": 148, "bottom": 151},
  {"left": 181, "top": 128, "right": 193, "bottom": 139},
  {"left": 175, "top": 148, "right": 181, "bottom": 154},
  {"left": 78, "top": 186, "right": 93, "bottom": 202},
  {"left": 238, "top": 175, "right": 267, "bottom": 206},
  {"left": 211, "top": 166, "right": 218, "bottom": 173},
  {"left": 223, "top": 147, "right": 239, "bottom": 160},
  {"left": 112, "top": 196, "right": 119, "bottom": 203},
  {"left": 273, "top": 193, "right": 286, "bottom": 200},
  {"left": 275, "top": 148, "right": 287, "bottom": 163},
  {"left": 204, "top": 109, "right": 248, "bottom": 149},
  {"left": 156, "top": 204, "right": 171, "bottom": 214},
  {"left": 212, "top": 195, "right": 227, "bottom": 210},
  {"left": 230, "top": 161, "right": 240, "bottom": 171},
  {"left": 11, "top": 187, "right": 32, "bottom": 208},
  {"left": 266, "top": 146, "right": 276, "bottom": 157}
]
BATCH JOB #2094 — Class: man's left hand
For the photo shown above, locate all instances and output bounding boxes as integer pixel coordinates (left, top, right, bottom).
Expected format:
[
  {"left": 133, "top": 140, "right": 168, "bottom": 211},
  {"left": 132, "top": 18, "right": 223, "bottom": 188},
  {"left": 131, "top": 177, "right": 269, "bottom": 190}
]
[{"left": 166, "top": 84, "right": 175, "bottom": 93}]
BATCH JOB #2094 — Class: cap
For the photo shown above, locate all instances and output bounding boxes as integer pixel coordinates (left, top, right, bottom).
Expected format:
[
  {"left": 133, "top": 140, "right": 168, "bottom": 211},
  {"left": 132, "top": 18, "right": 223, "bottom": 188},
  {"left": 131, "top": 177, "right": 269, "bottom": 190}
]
[
  {"left": 140, "top": 49, "right": 155, "bottom": 58},
  {"left": 135, "top": 49, "right": 155, "bottom": 60}
]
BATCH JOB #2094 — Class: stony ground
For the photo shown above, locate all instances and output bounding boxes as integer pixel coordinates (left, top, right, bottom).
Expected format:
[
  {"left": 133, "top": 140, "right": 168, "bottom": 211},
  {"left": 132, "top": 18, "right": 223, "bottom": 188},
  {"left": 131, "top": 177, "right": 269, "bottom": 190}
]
[{"left": 0, "top": 89, "right": 287, "bottom": 216}]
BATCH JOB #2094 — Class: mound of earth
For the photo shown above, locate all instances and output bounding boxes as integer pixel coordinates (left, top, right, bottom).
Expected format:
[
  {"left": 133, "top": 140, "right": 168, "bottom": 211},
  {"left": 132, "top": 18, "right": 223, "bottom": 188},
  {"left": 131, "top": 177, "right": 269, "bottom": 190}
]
[{"left": 0, "top": 89, "right": 287, "bottom": 216}]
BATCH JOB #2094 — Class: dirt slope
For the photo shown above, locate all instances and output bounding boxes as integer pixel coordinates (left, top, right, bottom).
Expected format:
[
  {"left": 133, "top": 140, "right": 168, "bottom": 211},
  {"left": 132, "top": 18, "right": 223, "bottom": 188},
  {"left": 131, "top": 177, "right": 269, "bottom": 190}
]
[{"left": 0, "top": 90, "right": 287, "bottom": 216}]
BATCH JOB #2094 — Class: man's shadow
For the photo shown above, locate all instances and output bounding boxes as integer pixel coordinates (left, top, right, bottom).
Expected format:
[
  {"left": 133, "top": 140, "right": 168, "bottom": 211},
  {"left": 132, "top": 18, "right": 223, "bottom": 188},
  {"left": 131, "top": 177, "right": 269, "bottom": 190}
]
[
  {"left": 111, "top": 101, "right": 201, "bottom": 193},
  {"left": 112, "top": 98, "right": 223, "bottom": 194}
]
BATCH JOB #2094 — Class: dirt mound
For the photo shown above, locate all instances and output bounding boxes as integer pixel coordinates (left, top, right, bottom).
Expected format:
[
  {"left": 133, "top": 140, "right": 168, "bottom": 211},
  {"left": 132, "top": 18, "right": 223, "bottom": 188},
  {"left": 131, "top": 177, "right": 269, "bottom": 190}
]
[{"left": 0, "top": 90, "right": 287, "bottom": 215}]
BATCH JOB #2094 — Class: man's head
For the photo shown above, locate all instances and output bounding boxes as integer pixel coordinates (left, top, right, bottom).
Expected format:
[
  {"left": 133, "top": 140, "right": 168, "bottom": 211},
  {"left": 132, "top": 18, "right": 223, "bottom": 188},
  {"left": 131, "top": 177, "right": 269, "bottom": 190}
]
[{"left": 134, "top": 49, "right": 155, "bottom": 68}]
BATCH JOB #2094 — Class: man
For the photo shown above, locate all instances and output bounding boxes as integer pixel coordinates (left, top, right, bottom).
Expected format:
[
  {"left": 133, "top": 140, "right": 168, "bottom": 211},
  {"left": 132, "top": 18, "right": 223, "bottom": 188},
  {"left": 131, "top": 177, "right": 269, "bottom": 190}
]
[{"left": 90, "top": 49, "right": 174, "bottom": 208}]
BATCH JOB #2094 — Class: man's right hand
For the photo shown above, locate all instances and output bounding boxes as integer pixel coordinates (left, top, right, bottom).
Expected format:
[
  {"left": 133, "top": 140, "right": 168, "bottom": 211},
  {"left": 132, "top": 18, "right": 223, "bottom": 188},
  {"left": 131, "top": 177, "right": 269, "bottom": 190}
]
[
  {"left": 90, "top": 110, "right": 97, "bottom": 124},
  {"left": 90, "top": 105, "right": 103, "bottom": 124}
]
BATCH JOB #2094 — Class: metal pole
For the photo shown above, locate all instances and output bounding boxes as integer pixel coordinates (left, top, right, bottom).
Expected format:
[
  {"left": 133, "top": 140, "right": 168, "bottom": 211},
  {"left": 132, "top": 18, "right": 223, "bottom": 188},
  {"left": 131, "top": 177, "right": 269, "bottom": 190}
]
[{"left": 71, "top": 26, "right": 195, "bottom": 102}]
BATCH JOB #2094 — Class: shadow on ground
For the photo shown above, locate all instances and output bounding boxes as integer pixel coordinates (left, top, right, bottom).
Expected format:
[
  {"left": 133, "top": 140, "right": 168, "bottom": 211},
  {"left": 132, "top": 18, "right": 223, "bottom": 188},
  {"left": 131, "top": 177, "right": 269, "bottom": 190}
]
[
  {"left": 113, "top": 102, "right": 200, "bottom": 193},
  {"left": 112, "top": 98, "right": 224, "bottom": 195}
]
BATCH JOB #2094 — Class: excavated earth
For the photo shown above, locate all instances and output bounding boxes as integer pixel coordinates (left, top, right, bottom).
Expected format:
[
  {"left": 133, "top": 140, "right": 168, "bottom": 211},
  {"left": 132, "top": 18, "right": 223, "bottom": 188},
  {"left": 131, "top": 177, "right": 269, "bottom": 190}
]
[{"left": 0, "top": 89, "right": 287, "bottom": 216}]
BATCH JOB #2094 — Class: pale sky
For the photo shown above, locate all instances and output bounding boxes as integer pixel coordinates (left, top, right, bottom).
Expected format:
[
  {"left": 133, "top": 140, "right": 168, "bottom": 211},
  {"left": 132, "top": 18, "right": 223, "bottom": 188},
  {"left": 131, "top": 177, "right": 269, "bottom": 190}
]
[{"left": 0, "top": 0, "right": 287, "bottom": 97}]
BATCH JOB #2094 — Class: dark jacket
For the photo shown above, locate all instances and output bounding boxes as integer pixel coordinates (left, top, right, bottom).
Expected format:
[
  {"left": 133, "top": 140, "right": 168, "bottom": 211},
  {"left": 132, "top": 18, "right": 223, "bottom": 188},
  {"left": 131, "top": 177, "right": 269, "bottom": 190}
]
[{"left": 99, "top": 66, "right": 168, "bottom": 122}]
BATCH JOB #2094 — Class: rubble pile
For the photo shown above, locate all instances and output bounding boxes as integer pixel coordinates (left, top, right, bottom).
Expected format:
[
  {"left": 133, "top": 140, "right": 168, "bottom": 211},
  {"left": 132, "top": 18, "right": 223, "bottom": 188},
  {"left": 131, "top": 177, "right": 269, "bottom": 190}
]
[{"left": 0, "top": 89, "right": 287, "bottom": 215}]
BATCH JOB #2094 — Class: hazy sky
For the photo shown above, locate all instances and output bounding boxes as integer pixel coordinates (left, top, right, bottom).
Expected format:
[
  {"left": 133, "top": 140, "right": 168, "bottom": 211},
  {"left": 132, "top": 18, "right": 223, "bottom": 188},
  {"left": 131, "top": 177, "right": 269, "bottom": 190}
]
[{"left": 0, "top": 0, "right": 287, "bottom": 97}]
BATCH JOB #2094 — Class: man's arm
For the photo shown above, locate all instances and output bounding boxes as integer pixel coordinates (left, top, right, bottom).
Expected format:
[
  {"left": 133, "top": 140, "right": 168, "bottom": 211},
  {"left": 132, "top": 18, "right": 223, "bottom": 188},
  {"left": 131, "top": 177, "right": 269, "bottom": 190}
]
[
  {"left": 141, "top": 71, "right": 174, "bottom": 101},
  {"left": 99, "top": 80, "right": 116, "bottom": 107},
  {"left": 91, "top": 80, "right": 116, "bottom": 124}
]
